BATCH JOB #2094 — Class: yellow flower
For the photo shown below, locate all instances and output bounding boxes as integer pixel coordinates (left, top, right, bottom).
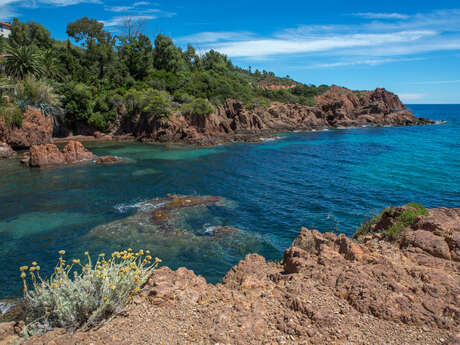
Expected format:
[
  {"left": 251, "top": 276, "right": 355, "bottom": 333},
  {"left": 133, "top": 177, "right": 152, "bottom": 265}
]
[
  {"left": 59, "top": 250, "right": 66, "bottom": 255},
  {"left": 29, "top": 267, "right": 35, "bottom": 272},
  {"left": 36, "top": 266, "right": 40, "bottom": 270},
  {"left": 103, "top": 297, "right": 108, "bottom": 302},
  {"left": 128, "top": 248, "right": 133, "bottom": 252},
  {"left": 32, "top": 261, "right": 37, "bottom": 266},
  {"left": 72, "top": 259, "right": 80, "bottom": 264},
  {"left": 99, "top": 253, "right": 105, "bottom": 258},
  {"left": 19, "top": 266, "right": 28, "bottom": 271},
  {"left": 155, "top": 257, "right": 162, "bottom": 263},
  {"left": 146, "top": 255, "right": 152, "bottom": 261},
  {"left": 58, "top": 281, "right": 62, "bottom": 285},
  {"left": 20, "top": 272, "right": 26, "bottom": 279},
  {"left": 52, "top": 283, "right": 58, "bottom": 289},
  {"left": 146, "top": 250, "right": 150, "bottom": 254}
]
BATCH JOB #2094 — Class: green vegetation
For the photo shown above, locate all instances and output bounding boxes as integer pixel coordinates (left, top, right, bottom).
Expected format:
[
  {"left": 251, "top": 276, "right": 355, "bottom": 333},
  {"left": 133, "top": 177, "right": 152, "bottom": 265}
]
[
  {"left": 354, "top": 202, "right": 429, "bottom": 241},
  {"left": 0, "top": 17, "right": 329, "bottom": 133},
  {"left": 20, "top": 249, "right": 160, "bottom": 334}
]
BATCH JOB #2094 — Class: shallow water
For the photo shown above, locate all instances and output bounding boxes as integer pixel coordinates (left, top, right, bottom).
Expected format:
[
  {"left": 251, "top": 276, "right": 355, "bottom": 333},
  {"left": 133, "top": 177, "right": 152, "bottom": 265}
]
[{"left": 0, "top": 104, "right": 459, "bottom": 298}]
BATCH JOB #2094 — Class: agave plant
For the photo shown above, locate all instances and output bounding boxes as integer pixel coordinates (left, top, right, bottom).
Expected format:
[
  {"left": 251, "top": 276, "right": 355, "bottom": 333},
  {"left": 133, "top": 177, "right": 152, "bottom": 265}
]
[{"left": 5, "top": 45, "right": 44, "bottom": 80}]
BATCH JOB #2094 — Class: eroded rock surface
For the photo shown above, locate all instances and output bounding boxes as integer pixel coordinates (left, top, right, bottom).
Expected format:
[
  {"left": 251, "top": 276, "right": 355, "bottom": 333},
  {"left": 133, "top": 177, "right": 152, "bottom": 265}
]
[
  {"left": 131, "top": 86, "right": 434, "bottom": 145},
  {"left": 26, "top": 141, "right": 97, "bottom": 167},
  {"left": 13, "top": 206, "right": 460, "bottom": 344},
  {"left": 0, "top": 108, "right": 53, "bottom": 149}
]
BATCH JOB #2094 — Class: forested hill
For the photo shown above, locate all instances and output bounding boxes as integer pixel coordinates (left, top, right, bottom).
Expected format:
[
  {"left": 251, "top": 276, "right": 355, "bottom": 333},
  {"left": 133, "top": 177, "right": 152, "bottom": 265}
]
[{"left": 0, "top": 17, "right": 328, "bottom": 133}]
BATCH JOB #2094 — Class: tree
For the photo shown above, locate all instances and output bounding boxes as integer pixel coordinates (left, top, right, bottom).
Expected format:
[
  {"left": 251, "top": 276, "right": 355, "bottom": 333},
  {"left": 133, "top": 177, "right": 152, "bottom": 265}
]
[
  {"left": 119, "top": 34, "right": 153, "bottom": 80},
  {"left": 153, "top": 34, "right": 184, "bottom": 73},
  {"left": 66, "top": 17, "right": 105, "bottom": 47},
  {"left": 5, "top": 45, "right": 44, "bottom": 80}
]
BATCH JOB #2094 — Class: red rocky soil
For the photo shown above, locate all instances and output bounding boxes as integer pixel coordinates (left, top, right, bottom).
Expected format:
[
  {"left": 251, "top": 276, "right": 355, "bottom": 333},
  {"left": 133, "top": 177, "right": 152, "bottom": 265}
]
[{"left": 10, "top": 206, "right": 458, "bottom": 345}]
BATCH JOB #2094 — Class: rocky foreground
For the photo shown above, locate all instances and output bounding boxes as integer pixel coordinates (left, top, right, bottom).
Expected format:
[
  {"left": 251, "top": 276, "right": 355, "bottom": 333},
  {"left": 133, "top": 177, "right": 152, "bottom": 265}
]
[
  {"left": 0, "top": 86, "right": 434, "bottom": 152},
  {"left": 1, "top": 205, "right": 456, "bottom": 345}
]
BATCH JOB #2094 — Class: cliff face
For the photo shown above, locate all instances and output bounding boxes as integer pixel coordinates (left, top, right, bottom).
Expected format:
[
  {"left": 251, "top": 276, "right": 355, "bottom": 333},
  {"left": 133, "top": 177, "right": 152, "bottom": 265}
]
[
  {"left": 0, "top": 108, "right": 53, "bottom": 149},
  {"left": 21, "top": 206, "right": 459, "bottom": 345},
  {"left": 131, "top": 86, "right": 433, "bottom": 145}
]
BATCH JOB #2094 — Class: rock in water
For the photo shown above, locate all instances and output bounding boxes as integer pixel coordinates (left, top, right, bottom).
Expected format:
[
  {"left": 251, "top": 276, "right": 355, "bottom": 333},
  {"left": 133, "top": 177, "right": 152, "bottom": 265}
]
[
  {"left": 27, "top": 141, "right": 97, "bottom": 167},
  {"left": 0, "top": 143, "right": 16, "bottom": 159}
]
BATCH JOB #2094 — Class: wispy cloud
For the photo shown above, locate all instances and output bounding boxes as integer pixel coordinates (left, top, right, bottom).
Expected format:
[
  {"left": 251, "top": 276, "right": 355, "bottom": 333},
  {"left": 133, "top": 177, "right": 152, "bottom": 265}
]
[
  {"left": 102, "top": 15, "right": 159, "bottom": 27},
  {"left": 177, "top": 31, "right": 255, "bottom": 44},
  {"left": 398, "top": 93, "right": 425, "bottom": 101},
  {"left": 184, "top": 8, "right": 460, "bottom": 72},
  {"left": 408, "top": 80, "right": 460, "bottom": 85},
  {"left": 353, "top": 12, "right": 409, "bottom": 20},
  {"left": 303, "top": 57, "right": 424, "bottom": 69}
]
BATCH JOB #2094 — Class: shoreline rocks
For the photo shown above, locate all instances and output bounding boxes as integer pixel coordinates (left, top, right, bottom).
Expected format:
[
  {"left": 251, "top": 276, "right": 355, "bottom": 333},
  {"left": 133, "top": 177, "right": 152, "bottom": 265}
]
[
  {"left": 15, "top": 205, "right": 459, "bottom": 345},
  {"left": 24, "top": 141, "right": 121, "bottom": 168},
  {"left": 0, "top": 143, "right": 16, "bottom": 159}
]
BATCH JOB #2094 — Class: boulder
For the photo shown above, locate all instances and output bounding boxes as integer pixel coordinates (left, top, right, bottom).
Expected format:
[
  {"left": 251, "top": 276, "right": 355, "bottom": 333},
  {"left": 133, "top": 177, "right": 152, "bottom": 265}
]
[
  {"left": 27, "top": 141, "right": 97, "bottom": 167},
  {"left": 0, "top": 143, "right": 15, "bottom": 159}
]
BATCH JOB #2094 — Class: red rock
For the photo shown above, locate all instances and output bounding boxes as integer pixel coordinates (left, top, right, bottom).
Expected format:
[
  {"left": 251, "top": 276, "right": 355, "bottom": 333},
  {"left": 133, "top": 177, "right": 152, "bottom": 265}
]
[
  {"left": 0, "top": 108, "right": 53, "bottom": 149},
  {"left": 28, "top": 144, "right": 66, "bottom": 167},
  {"left": 27, "top": 141, "right": 97, "bottom": 167},
  {"left": 96, "top": 155, "right": 121, "bottom": 164},
  {"left": 0, "top": 143, "right": 15, "bottom": 159},
  {"left": 61, "top": 140, "right": 97, "bottom": 163}
]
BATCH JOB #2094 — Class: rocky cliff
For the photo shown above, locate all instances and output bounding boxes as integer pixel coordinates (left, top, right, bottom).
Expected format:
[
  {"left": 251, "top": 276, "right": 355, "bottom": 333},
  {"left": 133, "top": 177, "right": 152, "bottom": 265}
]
[
  {"left": 0, "top": 108, "right": 53, "bottom": 149},
  {"left": 14, "top": 205, "right": 459, "bottom": 345},
  {"left": 131, "top": 86, "right": 433, "bottom": 145}
]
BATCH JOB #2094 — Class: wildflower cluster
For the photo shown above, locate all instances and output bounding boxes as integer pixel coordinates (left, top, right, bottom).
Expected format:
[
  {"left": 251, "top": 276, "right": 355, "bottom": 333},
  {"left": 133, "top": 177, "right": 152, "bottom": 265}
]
[{"left": 20, "top": 249, "right": 161, "bottom": 332}]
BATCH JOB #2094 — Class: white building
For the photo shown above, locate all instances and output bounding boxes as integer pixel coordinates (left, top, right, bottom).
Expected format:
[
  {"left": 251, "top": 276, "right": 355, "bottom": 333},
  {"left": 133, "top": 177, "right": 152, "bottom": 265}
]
[{"left": 0, "top": 22, "right": 12, "bottom": 38}]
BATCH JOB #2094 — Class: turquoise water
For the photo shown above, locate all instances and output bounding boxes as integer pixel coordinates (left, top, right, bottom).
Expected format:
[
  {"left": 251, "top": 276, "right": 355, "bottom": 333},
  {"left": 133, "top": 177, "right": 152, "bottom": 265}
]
[{"left": 0, "top": 104, "right": 459, "bottom": 298}]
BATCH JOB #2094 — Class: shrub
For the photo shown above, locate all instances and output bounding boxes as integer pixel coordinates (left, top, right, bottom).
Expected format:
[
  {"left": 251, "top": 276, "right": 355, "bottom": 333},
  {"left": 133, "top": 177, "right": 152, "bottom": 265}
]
[
  {"left": 0, "top": 103, "right": 23, "bottom": 128},
  {"left": 15, "top": 77, "right": 61, "bottom": 107},
  {"left": 182, "top": 98, "right": 213, "bottom": 117},
  {"left": 353, "top": 203, "right": 429, "bottom": 241},
  {"left": 20, "top": 249, "right": 161, "bottom": 334},
  {"left": 143, "top": 89, "right": 172, "bottom": 119},
  {"left": 88, "top": 112, "right": 106, "bottom": 131}
]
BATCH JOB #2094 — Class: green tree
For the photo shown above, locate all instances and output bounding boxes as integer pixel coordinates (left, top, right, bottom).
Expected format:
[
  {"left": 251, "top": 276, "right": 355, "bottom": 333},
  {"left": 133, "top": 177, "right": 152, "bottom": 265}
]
[{"left": 153, "top": 34, "right": 185, "bottom": 73}]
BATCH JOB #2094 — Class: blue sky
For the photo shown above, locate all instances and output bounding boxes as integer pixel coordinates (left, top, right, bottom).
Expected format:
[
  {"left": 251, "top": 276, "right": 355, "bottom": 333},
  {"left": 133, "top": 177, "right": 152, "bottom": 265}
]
[{"left": 2, "top": 0, "right": 460, "bottom": 103}]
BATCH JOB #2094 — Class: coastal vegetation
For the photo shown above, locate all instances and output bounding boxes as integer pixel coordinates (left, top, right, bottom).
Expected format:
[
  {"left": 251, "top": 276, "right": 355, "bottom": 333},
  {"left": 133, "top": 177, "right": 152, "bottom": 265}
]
[
  {"left": 0, "top": 17, "right": 328, "bottom": 133},
  {"left": 19, "top": 249, "right": 160, "bottom": 335},
  {"left": 354, "top": 202, "right": 429, "bottom": 240}
]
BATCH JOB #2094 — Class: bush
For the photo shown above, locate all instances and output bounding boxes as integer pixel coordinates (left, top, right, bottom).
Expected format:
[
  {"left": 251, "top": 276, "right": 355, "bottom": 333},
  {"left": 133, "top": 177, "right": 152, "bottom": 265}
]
[
  {"left": 353, "top": 203, "right": 429, "bottom": 241},
  {"left": 88, "top": 112, "right": 106, "bottom": 131},
  {"left": 182, "top": 98, "right": 213, "bottom": 117},
  {"left": 20, "top": 249, "right": 161, "bottom": 333},
  {"left": 143, "top": 89, "right": 172, "bottom": 120}
]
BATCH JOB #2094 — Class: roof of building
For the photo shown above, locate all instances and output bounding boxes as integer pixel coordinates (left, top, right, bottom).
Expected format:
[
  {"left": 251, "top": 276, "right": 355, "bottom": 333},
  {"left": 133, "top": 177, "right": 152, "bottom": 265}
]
[{"left": 0, "top": 22, "right": 12, "bottom": 27}]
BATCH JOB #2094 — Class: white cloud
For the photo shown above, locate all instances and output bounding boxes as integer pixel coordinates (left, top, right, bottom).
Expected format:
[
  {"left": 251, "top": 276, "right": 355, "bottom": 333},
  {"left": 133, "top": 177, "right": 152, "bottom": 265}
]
[
  {"left": 178, "top": 31, "right": 254, "bottom": 44},
  {"left": 302, "top": 57, "right": 424, "bottom": 69},
  {"left": 408, "top": 80, "right": 460, "bottom": 85},
  {"left": 211, "top": 30, "right": 435, "bottom": 57},
  {"left": 184, "top": 8, "right": 460, "bottom": 69},
  {"left": 398, "top": 93, "right": 425, "bottom": 101},
  {"left": 102, "top": 15, "right": 158, "bottom": 27},
  {"left": 353, "top": 12, "right": 409, "bottom": 20}
]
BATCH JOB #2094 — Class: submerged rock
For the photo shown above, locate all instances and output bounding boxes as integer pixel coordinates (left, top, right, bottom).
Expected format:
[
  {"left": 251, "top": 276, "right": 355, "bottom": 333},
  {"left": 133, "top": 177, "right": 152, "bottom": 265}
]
[{"left": 96, "top": 155, "right": 121, "bottom": 164}]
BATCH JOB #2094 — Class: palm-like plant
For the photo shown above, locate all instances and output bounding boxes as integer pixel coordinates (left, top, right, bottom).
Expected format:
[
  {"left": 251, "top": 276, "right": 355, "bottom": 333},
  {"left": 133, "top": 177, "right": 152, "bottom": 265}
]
[{"left": 5, "top": 45, "right": 44, "bottom": 80}]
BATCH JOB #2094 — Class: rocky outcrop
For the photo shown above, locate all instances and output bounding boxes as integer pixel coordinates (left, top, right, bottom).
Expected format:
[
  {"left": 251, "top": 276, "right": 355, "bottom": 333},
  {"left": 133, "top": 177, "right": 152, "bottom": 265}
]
[
  {"left": 131, "top": 86, "right": 433, "bottom": 145},
  {"left": 19, "top": 205, "right": 459, "bottom": 345},
  {"left": 0, "top": 108, "right": 53, "bottom": 149},
  {"left": 26, "top": 141, "right": 97, "bottom": 167},
  {"left": 0, "top": 143, "right": 15, "bottom": 159}
]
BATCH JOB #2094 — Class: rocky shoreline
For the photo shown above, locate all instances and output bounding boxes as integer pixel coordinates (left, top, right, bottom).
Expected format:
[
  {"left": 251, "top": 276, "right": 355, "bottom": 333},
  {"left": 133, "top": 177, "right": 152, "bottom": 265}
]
[
  {"left": 0, "top": 204, "right": 458, "bottom": 344},
  {"left": 0, "top": 86, "right": 435, "bottom": 156}
]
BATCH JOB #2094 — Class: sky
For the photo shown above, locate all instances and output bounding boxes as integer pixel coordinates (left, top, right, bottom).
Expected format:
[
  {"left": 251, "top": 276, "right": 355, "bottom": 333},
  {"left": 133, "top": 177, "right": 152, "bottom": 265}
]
[{"left": 1, "top": 0, "right": 460, "bottom": 103}]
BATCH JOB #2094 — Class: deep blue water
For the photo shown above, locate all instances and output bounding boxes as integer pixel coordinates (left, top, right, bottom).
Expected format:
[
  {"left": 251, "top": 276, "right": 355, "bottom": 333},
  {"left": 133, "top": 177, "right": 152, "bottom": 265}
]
[{"left": 0, "top": 104, "right": 459, "bottom": 298}]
